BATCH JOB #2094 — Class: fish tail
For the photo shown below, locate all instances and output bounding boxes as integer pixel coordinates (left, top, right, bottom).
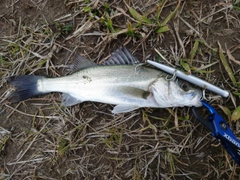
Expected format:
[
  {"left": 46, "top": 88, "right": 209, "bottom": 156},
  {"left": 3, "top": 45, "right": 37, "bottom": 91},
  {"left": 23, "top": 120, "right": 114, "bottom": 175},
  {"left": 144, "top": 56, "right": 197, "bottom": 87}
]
[{"left": 7, "top": 75, "right": 46, "bottom": 102}]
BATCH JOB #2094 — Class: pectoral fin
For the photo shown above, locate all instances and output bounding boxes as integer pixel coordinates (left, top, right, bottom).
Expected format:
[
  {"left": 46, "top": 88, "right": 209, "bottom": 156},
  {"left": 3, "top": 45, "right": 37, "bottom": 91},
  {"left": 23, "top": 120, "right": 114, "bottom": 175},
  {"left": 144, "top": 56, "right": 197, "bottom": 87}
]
[
  {"left": 111, "top": 87, "right": 150, "bottom": 113},
  {"left": 112, "top": 104, "right": 140, "bottom": 114},
  {"left": 118, "top": 86, "right": 150, "bottom": 100}
]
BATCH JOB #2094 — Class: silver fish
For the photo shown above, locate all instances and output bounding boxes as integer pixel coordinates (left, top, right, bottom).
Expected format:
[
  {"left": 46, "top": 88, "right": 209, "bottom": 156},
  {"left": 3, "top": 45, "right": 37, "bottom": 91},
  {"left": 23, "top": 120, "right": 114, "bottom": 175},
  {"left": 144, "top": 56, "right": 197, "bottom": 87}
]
[
  {"left": 7, "top": 47, "right": 202, "bottom": 113},
  {"left": 147, "top": 60, "right": 229, "bottom": 98}
]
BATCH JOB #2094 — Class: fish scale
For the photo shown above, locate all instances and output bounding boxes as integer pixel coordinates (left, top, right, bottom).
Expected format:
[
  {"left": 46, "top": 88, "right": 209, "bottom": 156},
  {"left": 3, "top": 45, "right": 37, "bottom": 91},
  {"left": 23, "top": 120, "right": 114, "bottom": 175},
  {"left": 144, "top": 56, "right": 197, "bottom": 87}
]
[{"left": 7, "top": 47, "right": 202, "bottom": 113}]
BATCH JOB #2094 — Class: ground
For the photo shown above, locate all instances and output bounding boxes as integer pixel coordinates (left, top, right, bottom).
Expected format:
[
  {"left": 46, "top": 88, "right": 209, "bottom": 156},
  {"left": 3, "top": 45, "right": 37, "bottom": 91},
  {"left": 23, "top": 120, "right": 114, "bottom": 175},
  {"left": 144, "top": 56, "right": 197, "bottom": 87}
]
[{"left": 1, "top": 0, "right": 240, "bottom": 179}]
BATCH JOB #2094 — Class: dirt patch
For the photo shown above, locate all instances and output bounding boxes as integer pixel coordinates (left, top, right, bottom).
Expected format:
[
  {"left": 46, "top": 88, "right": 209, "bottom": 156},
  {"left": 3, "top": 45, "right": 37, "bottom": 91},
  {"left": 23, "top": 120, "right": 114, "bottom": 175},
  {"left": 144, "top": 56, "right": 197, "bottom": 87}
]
[{"left": 1, "top": 0, "right": 240, "bottom": 179}]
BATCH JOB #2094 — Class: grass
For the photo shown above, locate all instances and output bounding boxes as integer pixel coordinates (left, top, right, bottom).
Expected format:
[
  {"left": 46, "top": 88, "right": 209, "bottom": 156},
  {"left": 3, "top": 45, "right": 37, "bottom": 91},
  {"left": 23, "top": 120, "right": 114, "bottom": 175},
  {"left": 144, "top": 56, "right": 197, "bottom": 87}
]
[{"left": 1, "top": 0, "right": 240, "bottom": 179}]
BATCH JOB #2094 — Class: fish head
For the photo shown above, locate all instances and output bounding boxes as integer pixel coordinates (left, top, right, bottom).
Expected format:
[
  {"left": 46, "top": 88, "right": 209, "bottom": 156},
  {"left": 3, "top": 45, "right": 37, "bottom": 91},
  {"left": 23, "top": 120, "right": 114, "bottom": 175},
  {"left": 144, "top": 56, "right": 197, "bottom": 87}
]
[{"left": 150, "top": 78, "right": 202, "bottom": 107}]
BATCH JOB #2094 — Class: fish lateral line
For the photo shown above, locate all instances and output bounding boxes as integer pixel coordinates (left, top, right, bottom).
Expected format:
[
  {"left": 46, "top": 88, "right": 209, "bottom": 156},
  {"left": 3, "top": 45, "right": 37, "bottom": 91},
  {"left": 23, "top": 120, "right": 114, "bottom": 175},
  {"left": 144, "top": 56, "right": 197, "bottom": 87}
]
[{"left": 6, "top": 47, "right": 203, "bottom": 114}]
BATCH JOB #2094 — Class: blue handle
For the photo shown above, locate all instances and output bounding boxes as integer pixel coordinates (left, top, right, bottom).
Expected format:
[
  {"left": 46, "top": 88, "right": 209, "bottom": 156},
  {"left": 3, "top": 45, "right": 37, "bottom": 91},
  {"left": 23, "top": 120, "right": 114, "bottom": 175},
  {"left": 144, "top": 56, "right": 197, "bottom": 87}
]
[{"left": 197, "top": 101, "right": 240, "bottom": 165}]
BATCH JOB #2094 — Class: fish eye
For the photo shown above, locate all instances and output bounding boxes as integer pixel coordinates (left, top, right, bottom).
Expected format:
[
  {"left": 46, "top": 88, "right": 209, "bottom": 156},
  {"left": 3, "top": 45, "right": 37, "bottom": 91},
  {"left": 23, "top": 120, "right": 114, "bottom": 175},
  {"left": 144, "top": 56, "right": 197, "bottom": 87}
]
[{"left": 180, "top": 82, "right": 190, "bottom": 91}]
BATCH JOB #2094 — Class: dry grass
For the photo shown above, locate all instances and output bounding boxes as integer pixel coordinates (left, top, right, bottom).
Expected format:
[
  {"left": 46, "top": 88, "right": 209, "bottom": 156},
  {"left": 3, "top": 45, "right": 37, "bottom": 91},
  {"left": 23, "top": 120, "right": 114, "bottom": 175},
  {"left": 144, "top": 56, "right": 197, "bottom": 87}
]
[{"left": 1, "top": 0, "right": 240, "bottom": 179}]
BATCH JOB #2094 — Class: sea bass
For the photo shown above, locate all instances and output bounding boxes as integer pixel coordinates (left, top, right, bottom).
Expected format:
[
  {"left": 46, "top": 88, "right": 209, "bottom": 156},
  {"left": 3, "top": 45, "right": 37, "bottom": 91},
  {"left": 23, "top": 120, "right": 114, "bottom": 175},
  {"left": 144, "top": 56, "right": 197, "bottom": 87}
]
[{"left": 7, "top": 47, "right": 202, "bottom": 113}]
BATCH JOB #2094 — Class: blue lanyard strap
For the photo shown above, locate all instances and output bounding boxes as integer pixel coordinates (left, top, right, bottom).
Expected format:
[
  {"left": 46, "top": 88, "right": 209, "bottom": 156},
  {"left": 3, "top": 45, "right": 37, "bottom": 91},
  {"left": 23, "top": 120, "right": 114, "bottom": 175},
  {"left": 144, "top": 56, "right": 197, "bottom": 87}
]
[{"left": 192, "top": 101, "right": 240, "bottom": 165}]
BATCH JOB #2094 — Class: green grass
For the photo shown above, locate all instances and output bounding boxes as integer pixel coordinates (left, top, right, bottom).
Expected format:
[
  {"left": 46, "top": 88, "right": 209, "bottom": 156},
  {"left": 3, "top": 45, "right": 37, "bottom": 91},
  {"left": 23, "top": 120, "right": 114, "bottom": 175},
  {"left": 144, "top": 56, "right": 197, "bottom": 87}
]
[{"left": 1, "top": 0, "right": 240, "bottom": 179}]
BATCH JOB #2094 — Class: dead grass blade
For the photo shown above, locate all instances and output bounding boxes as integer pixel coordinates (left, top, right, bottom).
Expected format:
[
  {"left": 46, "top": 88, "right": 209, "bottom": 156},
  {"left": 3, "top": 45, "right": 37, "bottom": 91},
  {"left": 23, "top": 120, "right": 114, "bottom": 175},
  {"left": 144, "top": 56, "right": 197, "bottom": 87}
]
[
  {"left": 218, "top": 41, "right": 237, "bottom": 87},
  {"left": 1, "top": 0, "right": 240, "bottom": 179},
  {"left": 226, "top": 49, "right": 240, "bottom": 65}
]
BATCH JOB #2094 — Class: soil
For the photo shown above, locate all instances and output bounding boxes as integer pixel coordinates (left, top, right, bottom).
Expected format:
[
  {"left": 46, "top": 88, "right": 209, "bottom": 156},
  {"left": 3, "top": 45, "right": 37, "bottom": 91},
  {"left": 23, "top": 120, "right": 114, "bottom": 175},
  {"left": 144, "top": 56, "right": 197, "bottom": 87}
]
[{"left": 1, "top": 0, "right": 240, "bottom": 179}]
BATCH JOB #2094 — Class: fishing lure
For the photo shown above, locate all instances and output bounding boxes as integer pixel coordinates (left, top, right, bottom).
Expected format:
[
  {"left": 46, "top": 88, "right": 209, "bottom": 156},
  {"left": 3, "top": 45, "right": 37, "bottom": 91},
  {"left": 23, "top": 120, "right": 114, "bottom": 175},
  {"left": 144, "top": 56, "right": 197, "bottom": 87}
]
[
  {"left": 148, "top": 61, "right": 239, "bottom": 165},
  {"left": 147, "top": 60, "right": 229, "bottom": 98}
]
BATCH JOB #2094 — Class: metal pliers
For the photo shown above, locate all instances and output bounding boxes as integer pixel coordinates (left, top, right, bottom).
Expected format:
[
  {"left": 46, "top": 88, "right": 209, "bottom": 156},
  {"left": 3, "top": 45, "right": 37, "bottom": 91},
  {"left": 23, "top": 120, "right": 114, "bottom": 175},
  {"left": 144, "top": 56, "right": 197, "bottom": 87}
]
[{"left": 192, "top": 101, "right": 240, "bottom": 165}]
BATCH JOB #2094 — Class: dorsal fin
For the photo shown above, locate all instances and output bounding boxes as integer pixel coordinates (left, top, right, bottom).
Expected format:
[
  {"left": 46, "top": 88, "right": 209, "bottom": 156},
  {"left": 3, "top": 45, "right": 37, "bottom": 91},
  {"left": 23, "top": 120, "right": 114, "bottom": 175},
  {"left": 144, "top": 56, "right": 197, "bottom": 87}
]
[
  {"left": 70, "top": 54, "right": 97, "bottom": 73},
  {"left": 70, "top": 47, "right": 139, "bottom": 73},
  {"left": 102, "top": 46, "right": 140, "bottom": 65}
]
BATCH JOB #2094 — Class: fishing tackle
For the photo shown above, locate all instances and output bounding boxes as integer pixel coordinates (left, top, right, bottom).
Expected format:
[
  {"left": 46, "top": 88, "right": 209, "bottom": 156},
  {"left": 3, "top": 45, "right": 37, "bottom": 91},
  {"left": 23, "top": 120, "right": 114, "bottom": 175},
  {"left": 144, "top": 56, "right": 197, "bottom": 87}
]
[
  {"left": 147, "top": 61, "right": 240, "bottom": 165},
  {"left": 192, "top": 101, "right": 240, "bottom": 165},
  {"left": 147, "top": 60, "right": 229, "bottom": 98}
]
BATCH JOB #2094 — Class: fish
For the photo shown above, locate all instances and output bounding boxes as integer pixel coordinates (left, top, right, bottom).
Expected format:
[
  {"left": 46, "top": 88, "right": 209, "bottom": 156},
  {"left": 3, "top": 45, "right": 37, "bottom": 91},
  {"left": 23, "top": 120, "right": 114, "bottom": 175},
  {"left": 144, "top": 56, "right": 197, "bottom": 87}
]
[
  {"left": 147, "top": 60, "right": 229, "bottom": 97},
  {"left": 7, "top": 47, "right": 202, "bottom": 114}
]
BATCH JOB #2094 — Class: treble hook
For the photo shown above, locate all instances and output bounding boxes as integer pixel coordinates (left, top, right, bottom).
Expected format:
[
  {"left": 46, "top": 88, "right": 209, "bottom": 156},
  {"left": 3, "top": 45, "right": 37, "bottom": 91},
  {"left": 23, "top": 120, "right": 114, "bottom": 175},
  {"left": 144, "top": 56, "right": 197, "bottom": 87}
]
[
  {"left": 166, "top": 69, "right": 177, "bottom": 81},
  {"left": 134, "top": 63, "right": 144, "bottom": 72},
  {"left": 165, "top": 70, "right": 177, "bottom": 96},
  {"left": 201, "top": 88, "right": 212, "bottom": 101}
]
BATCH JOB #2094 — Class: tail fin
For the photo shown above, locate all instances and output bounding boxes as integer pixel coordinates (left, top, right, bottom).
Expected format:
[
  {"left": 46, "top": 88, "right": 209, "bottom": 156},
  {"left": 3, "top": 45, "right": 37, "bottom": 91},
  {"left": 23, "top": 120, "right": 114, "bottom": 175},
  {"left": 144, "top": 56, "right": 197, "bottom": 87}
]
[{"left": 7, "top": 75, "right": 46, "bottom": 102}]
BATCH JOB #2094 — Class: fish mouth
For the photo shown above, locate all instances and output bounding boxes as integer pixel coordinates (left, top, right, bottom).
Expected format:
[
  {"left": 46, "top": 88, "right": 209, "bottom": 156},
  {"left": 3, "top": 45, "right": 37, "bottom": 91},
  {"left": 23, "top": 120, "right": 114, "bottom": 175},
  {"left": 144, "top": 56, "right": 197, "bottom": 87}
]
[
  {"left": 196, "top": 89, "right": 202, "bottom": 99},
  {"left": 187, "top": 90, "right": 200, "bottom": 99},
  {"left": 190, "top": 89, "right": 202, "bottom": 106}
]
